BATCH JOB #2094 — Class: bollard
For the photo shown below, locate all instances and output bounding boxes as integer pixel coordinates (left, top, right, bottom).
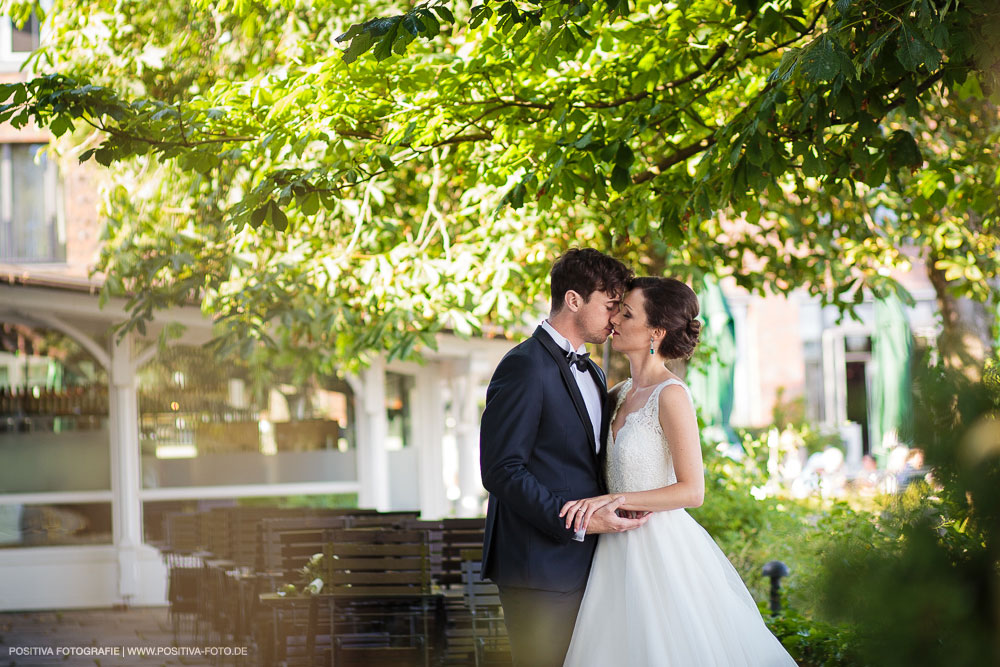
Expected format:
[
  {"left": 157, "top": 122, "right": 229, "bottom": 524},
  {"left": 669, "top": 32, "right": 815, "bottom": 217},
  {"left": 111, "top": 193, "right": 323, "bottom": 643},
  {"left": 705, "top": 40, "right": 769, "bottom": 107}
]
[{"left": 761, "top": 560, "right": 789, "bottom": 615}]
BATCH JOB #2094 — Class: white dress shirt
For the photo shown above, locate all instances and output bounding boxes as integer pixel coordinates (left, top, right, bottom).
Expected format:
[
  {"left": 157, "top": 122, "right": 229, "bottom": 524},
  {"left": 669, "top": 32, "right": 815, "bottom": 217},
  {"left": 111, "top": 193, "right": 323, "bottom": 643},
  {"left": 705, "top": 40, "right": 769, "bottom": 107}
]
[
  {"left": 540, "top": 320, "right": 603, "bottom": 452},
  {"left": 541, "top": 320, "right": 603, "bottom": 542}
]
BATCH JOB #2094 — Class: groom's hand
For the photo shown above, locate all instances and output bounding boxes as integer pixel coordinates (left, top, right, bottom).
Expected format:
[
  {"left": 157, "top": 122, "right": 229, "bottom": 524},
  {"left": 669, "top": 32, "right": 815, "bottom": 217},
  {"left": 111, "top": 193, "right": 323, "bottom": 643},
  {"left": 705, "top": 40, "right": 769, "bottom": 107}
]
[
  {"left": 560, "top": 494, "right": 618, "bottom": 532},
  {"left": 560, "top": 495, "right": 649, "bottom": 534},
  {"left": 585, "top": 497, "right": 650, "bottom": 534}
]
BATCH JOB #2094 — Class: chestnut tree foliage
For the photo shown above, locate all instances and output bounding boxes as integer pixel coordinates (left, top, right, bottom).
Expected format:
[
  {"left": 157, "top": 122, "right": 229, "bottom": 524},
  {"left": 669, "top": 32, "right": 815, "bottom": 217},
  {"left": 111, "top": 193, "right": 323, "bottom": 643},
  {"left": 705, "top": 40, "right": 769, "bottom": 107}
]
[{"left": 1, "top": 0, "right": 998, "bottom": 372}]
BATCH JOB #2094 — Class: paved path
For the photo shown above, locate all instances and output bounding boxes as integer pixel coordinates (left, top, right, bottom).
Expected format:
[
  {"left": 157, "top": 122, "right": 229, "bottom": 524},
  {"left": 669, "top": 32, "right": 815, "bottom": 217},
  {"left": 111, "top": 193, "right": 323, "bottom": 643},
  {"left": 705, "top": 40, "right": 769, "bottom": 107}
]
[{"left": 0, "top": 607, "right": 245, "bottom": 666}]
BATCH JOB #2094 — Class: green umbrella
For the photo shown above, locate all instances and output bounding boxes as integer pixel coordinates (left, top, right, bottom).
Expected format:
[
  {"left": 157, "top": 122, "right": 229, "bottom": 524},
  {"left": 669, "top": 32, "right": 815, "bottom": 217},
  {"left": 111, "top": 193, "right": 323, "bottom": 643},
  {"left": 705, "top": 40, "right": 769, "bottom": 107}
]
[
  {"left": 870, "top": 293, "right": 913, "bottom": 461},
  {"left": 687, "top": 275, "right": 738, "bottom": 445}
]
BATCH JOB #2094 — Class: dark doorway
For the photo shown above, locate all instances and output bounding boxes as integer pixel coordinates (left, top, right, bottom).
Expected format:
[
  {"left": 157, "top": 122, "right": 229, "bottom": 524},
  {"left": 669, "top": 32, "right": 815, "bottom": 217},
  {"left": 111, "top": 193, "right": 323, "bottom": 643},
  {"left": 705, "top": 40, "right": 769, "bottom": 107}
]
[{"left": 844, "top": 361, "right": 870, "bottom": 455}]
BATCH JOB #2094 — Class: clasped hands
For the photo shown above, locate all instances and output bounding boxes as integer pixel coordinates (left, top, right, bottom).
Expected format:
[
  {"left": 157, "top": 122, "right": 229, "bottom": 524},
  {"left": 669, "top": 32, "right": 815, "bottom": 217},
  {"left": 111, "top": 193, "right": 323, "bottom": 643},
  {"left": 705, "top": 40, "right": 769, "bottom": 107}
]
[{"left": 559, "top": 494, "right": 651, "bottom": 534}]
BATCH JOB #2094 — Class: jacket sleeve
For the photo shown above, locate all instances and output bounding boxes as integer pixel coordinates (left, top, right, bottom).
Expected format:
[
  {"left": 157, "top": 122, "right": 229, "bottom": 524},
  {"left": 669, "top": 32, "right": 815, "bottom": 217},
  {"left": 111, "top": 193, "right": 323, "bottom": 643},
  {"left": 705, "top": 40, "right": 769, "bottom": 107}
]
[{"left": 480, "top": 351, "right": 577, "bottom": 544}]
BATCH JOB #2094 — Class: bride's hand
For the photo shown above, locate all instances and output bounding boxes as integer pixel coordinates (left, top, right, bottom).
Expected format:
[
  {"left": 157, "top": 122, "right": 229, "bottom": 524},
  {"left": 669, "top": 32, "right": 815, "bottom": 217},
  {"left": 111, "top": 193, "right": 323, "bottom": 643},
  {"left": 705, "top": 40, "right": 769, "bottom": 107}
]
[{"left": 560, "top": 494, "right": 621, "bottom": 532}]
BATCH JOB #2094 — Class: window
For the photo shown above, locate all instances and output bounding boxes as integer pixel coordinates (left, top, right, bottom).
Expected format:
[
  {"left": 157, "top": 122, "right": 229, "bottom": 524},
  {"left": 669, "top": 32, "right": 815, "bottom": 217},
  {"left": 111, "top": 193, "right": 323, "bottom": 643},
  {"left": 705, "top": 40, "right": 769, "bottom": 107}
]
[
  {"left": 10, "top": 16, "right": 39, "bottom": 53},
  {"left": 0, "top": 143, "right": 64, "bottom": 263},
  {"left": 0, "top": 16, "right": 40, "bottom": 65},
  {"left": 138, "top": 345, "right": 358, "bottom": 489},
  {"left": 0, "top": 501, "right": 112, "bottom": 547},
  {"left": 385, "top": 372, "right": 415, "bottom": 450}
]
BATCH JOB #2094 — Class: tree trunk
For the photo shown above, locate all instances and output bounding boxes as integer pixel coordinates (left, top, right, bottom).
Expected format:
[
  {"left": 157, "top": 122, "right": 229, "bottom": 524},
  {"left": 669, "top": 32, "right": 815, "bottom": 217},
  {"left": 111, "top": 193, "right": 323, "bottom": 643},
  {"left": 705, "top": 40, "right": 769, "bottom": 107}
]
[{"left": 927, "top": 257, "right": 994, "bottom": 381}]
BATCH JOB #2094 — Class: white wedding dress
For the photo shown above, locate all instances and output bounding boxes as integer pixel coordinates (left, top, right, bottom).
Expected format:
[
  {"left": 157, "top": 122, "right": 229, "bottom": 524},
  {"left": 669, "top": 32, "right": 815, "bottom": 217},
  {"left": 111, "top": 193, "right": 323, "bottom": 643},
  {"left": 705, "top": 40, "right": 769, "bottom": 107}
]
[{"left": 563, "top": 379, "right": 796, "bottom": 667}]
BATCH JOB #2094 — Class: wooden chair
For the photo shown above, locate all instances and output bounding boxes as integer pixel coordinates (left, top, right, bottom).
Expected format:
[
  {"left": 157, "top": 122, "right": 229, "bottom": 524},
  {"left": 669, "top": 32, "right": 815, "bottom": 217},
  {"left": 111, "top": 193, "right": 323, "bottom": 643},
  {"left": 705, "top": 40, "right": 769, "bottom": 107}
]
[
  {"left": 256, "top": 514, "right": 376, "bottom": 578},
  {"left": 161, "top": 511, "right": 204, "bottom": 641},
  {"left": 259, "top": 594, "right": 332, "bottom": 667},
  {"left": 166, "top": 558, "right": 201, "bottom": 642},
  {"left": 201, "top": 506, "right": 353, "bottom": 656},
  {"left": 321, "top": 529, "right": 440, "bottom": 667},
  {"left": 417, "top": 519, "right": 487, "bottom": 665},
  {"left": 437, "top": 518, "right": 486, "bottom": 588},
  {"left": 332, "top": 638, "right": 426, "bottom": 666},
  {"left": 345, "top": 510, "right": 421, "bottom": 529},
  {"left": 461, "top": 549, "right": 510, "bottom": 667}
]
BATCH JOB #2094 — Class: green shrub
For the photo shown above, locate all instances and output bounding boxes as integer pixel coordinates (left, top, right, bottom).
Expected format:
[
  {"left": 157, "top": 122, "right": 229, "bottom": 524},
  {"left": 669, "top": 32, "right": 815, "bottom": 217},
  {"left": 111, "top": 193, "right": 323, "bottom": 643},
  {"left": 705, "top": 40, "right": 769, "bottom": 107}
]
[
  {"left": 764, "top": 607, "right": 861, "bottom": 667},
  {"left": 816, "top": 359, "right": 1000, "bottom": 667},
  {"left": 692, "top": 433, "right": 876, "bottom": 617}
]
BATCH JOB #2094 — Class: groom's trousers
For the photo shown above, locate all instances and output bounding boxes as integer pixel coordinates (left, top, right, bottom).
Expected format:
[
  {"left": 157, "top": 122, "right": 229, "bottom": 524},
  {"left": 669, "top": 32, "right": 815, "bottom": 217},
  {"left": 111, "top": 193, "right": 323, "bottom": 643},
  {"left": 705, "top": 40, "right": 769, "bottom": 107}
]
[{"left": 498, "top": 584, "right": 587, "bottom": 667}]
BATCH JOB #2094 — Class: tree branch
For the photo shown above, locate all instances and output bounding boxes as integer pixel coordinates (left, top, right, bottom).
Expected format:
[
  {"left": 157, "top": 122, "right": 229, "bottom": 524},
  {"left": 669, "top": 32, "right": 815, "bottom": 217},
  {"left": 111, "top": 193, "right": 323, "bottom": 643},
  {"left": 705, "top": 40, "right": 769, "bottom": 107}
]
[{"left": 632, "top": 136, "right": 716, "bottom": 185}]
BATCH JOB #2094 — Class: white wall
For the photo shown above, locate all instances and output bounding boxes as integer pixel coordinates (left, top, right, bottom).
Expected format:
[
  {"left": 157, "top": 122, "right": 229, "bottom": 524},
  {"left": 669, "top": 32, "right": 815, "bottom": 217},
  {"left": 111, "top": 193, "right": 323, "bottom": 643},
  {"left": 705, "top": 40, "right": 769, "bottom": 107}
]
[{"left": 0, "top": 545, "right": 166, "bottom": 610}]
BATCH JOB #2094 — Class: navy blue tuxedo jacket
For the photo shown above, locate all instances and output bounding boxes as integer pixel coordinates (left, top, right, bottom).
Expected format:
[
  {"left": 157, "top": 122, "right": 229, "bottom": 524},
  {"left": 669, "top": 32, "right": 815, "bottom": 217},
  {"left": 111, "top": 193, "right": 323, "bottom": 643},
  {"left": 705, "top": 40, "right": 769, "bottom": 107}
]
[{"left": 480, "top": 326, "right": 609, "bottom": 592}]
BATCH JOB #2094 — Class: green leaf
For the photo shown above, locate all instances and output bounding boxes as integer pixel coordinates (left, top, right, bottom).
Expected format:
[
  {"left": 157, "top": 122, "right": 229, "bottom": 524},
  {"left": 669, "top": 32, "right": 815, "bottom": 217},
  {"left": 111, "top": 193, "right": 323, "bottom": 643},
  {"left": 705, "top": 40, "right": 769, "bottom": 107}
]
[
  {"left": 615, "top": 141, "right": 635, "bottom": 168},
  {"left": 801, "top": 37, "right": 841, "bottom": 82},
  {"left": 783, "top": 15, "right": 807, "bottom": 33},
  {"left": 610, "top": 164, "right": 631, "bottom": 192},
  {"left": 896, "top": 22, "right": 940, "bottom": 72},
  {"left": 299, "top": 191, "right": 320, "bottom": 216},
  {"left": 470, "top": 5, "right": 493, "bottom": 29},
  {"left": 756, "top": 8, "right": 782, "bottom": 40},
  {"left": 402, "top": 14, "right": 425, "bottom": 36},
  {"left": 573, "top": 131, "right": 594, "bottom": 150},
  {"left": 416, "top": 10, "right": 440, "bottom": 37},
  {"left": 509, "top": 183, "right": 526, "bottom": 209},
  {"left": 599, "top": 141, "right": 619, "bottom": 162},
  {"left": 886, "top": 130, "right": 923, "bottom": 170},
  {"left": 250, "top": 204, "right": 268, "bottom": 228},
  {"left": 861, "top": 27, "right": 898, "bottom": 72},
  {"left": 801, "top": 149, "right": 823, "bottom": 177},
  {"left": 432, "top": 6, "right": 455, "bottom": 23},
  {"left": 861, "top": 155, "right": 888, "bottom": 186},
  {"left": 50, "top": 115, "right": 74, "bottom": 138},
  {"left": 373, "top": 28, "right": 397, "bottom": 61},
  {"left": 94, "top": 146, "right": 116, "bottom": 166},
  {"left": 267, "top": 201, "right": 289, "bottom": 231},
  {"left": 768, "top": 47, "right": 800, "bottom": 84},
  {"left": 0, "top": 83, "right": 19, "bottom": 104},
  {"left": 336, "top": 22, "right": 367, "bottom": 44},
  {"left": 342, "top": 31, "right": 375, "bottom": 64}
]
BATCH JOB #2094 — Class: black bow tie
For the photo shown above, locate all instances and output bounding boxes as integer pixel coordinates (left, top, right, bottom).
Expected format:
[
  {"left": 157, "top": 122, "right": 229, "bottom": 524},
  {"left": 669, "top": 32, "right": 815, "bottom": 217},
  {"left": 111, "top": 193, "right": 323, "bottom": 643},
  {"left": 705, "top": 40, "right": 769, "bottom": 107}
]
[{"left": 566, "top": 350, "right": 591, "bottom": 372}]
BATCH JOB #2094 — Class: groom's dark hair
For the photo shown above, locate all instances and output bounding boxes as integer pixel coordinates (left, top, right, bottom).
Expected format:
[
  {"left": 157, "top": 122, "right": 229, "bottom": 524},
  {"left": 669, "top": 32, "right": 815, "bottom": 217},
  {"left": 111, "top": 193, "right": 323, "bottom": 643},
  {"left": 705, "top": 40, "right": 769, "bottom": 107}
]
[{"left": 550, "top": 248, "right": 633, "bottom": 313}]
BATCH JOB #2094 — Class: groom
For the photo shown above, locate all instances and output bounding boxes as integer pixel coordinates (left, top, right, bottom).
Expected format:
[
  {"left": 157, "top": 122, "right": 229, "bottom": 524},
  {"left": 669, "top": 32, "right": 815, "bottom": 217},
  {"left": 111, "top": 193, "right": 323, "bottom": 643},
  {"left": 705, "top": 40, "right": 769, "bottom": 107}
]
[{"left": 480, "top": 248, "right": 649, "bottom": 667}]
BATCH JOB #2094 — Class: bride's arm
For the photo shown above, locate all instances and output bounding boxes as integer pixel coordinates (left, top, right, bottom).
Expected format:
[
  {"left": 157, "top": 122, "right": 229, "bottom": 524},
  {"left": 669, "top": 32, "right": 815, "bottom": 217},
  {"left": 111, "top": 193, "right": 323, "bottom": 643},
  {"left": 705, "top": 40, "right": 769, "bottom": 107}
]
[
  {"left": 560, "top": 384, "right": 704, "bottom": 530},
  {"left": 618, "top": 384, "right": 704, "bottom": 512}
]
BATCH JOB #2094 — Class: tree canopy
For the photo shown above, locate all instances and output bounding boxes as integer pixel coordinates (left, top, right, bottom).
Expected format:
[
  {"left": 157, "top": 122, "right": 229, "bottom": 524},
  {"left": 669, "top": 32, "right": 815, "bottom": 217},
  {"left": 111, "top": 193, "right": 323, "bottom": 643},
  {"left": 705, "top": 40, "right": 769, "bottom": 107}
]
[{"left": 2, "top": 0, "right": 998, "bottom": 371}]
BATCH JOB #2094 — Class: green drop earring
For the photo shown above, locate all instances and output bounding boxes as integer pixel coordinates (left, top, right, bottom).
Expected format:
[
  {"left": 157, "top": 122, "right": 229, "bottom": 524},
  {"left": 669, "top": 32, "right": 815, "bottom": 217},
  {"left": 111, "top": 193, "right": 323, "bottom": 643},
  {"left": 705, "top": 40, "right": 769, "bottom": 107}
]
[{"left": 649, "top": 338, "right": 654, "bottom": 355}]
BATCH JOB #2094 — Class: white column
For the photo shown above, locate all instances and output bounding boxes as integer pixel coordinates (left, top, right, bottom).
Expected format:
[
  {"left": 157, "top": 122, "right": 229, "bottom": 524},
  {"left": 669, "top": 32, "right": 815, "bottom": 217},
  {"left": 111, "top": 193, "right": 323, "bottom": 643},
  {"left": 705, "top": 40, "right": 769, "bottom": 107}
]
[
  {"left": 109, "top": 332, "right": 143, "bottom": 605},
  {"left": 351, "top": 359, "right": 390, "bottom": 510},
  {"left": 453, "top": 358, "right": 485, "bottom": 517},
  {"left": 822, "top": 329, "right": 847, "bottom": 427},
  {"left": 414, "top": 364, "right": 448, "bottom": 519},
  {"left": 727, "top": 297, "right": 750, "bottom": 427}
]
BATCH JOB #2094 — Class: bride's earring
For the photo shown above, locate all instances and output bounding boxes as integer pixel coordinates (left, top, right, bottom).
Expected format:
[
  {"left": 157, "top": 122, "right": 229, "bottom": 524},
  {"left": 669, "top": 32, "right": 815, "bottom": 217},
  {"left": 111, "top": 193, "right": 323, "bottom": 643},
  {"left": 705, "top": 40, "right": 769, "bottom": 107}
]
[{"left": 650, "top": 338, "right": 655, "bottom": 355}]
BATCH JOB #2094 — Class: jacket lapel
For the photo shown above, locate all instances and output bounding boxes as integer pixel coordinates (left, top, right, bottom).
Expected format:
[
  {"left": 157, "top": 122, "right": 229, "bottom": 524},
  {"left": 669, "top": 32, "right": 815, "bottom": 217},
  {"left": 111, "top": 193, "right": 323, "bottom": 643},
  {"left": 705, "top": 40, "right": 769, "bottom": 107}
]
[
  {"left": 589, "top": 360, "right": 611, "bottom": 492},
  {"left": 533, "top": 326, "right": 601, "bottom": 457},
  {"left": 588, "top": 361, "right": 609, "bottom": 448}
]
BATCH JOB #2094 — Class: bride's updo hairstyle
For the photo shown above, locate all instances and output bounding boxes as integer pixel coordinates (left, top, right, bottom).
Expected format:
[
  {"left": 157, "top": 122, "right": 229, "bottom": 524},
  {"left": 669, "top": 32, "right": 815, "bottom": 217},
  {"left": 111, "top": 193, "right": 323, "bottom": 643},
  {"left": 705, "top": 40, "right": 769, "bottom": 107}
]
[{"left": 630, "top": 277, "right": 701, "bottom": 360}]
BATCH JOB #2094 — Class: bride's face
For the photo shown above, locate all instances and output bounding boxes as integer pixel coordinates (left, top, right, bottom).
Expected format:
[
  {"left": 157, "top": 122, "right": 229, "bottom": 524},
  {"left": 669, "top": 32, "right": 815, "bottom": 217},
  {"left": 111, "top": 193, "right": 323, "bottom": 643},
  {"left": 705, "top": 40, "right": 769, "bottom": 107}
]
[{"left": 609, "top": 289, "right": 652, "bottom": 352}]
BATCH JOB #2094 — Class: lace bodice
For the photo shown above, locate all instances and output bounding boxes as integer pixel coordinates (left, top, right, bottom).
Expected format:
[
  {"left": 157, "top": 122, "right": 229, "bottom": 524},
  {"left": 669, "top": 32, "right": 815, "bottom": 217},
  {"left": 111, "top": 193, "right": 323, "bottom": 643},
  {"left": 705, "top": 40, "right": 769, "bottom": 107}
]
[{"left": 605, "top": 378, "right": 691, "bottom": 494}]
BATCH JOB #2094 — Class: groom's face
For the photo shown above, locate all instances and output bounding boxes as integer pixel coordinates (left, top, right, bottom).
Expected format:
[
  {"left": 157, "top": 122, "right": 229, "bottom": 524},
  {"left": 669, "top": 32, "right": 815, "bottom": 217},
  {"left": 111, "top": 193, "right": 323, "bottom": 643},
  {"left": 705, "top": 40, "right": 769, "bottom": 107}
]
[{"left": 572, "top": 289, "right": 620, "bottom": 345}]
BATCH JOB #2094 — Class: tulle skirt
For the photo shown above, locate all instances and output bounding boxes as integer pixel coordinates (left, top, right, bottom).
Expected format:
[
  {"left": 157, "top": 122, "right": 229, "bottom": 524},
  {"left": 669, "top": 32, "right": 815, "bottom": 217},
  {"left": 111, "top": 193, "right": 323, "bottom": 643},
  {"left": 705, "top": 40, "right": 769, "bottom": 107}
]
[{"left": 563, "top": 509, "right": 796, "bottom": 667}]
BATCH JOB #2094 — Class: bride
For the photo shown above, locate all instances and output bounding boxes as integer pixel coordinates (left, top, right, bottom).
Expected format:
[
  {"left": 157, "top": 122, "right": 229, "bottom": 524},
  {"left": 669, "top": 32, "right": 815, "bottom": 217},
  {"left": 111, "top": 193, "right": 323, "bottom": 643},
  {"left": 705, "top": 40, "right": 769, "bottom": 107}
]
[{"left": 560, "top": 277, "right": 796, "bottom": 667}]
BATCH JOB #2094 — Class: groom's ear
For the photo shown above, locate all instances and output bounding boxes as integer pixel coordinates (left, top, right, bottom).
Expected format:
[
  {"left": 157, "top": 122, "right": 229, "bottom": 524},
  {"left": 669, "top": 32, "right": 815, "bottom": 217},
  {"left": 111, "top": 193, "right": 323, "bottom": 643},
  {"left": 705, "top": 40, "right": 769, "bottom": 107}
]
[{"left": 564, "top": 289, "right": 582, "bottom": 312}]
